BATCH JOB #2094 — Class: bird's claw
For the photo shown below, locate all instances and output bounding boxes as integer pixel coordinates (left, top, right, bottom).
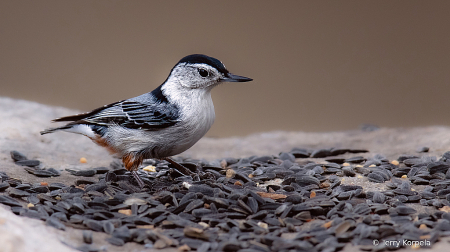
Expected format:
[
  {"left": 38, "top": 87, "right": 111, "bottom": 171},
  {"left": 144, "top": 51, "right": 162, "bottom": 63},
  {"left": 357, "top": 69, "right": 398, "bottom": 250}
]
[
  {"left": 131, "top": 170, "right": 146, "bottom": 189},
  {"left": 164, "top": 158, "right": 216, "bottom": 181},
  {"left": 191, "top": 174, "right": 201, "bottom": 182},
  {"left": 198, "top": 171, "right": 216, "bottom": 180}
]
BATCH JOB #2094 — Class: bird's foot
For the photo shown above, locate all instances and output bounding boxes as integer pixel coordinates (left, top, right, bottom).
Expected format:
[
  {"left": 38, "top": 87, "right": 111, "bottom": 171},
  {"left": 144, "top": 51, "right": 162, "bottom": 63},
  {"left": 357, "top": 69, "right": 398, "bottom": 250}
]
[
  {"left": 198, "top": 171, "right": 216, "bottom": 180},
  {"left": 131, "top": 170, "right": 146, "bottom": 189},
  {"left": 164, "top": 158, "right": 216, "bottom": 181},
  {"left": 164, "top": 157, "right": 195, "bottom": 176}
]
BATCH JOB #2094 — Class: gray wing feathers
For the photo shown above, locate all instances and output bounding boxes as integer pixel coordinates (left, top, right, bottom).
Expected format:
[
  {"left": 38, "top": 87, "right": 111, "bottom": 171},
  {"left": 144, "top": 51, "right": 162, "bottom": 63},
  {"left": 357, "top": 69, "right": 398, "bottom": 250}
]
[
  {"left": 81, "top": 101, "right": 180, "bottom": 130},
  {"left": 42, "top": 91, "right": 180, "bottom": 134}
]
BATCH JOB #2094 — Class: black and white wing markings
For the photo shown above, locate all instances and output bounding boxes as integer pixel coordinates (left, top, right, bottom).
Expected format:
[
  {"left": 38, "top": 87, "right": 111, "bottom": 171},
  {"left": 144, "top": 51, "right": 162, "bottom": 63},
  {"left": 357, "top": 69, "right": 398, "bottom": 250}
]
[
  {"left": 54, "top": 100, "right": 180, "bottom": 131},
  {"left": 78, "top": 100, "right": 180, "bottom": 130},
  {"left": 119, "top": 101, "right": 180, "bottom": 129}
]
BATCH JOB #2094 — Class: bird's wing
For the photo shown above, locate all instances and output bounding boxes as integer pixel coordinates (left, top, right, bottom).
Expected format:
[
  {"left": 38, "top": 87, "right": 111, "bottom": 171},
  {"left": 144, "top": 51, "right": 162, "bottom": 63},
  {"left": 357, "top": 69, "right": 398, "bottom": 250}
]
[{"left": 55, "top": 99, "right": 180, "bottom": 131}]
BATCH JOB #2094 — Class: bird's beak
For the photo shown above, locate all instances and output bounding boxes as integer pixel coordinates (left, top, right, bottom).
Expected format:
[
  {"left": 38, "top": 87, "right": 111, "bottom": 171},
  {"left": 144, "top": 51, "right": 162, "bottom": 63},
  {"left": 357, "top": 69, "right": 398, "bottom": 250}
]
[{"left": 222, "top": 73, "right": 253, "bottom": 82}]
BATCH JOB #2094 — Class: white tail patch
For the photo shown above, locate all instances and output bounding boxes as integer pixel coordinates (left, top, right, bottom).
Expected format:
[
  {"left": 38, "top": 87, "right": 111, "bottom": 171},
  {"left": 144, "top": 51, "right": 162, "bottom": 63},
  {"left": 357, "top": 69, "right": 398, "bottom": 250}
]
[{"left": 64, "top": 125, "right": 96, "bottom": 139}]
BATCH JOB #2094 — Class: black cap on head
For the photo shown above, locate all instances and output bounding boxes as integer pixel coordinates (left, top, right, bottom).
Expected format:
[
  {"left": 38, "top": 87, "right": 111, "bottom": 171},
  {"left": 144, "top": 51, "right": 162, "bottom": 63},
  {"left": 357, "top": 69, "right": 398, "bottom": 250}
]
[{"left": 178, "top": 54, "right": 229, "bottom": 74}]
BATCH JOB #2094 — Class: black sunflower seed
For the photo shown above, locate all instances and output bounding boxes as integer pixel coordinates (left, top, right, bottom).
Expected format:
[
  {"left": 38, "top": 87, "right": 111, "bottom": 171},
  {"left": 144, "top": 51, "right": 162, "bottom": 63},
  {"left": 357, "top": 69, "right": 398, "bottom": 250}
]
[
  {"left": 184, "top": 199, "right": 204, "bottom": 213},
  {"left": 393, "top": 189, "right": 415, "bottom": 196},
  {"left": 84, "top": 219, "right": 104, "bottom": 232},
  {"left": 437, "top": 188, "right": 450, "bottom": 198},
  {"left": 428, "top": 162, "right": 450, "bottom": 174},
  {"left": 416, "top": 146, "right": 429, "bottom": 153},
  {"left": 342, "top": 167, "right": 355, "bottom": 176},
  {"left": 367, "top": 173, "right": 385, "bottom": 183},
  {"left": 106, "top": 237, "right": 125, "bottom": 246},
  {"left": 279, "top": 152, "right": 296, "bottom": 162},
  {"left": 345, "top": 156, "right": 366, "bottom": 163},
  {"left": 15, "top": 160, "right": 40, "bottom": 167},
  {"left": 290, "top": 149, "right": 310, "bottom": 158},
  {"left": 407, "top": 195, "right": 421, "bottom": 202},
  {"left": 47, "top": 168, "right": 61, "bottom": 176},
  {"left": 67, "top": 169, "right": 97, "bottom": 177},
  {"left": 85, "top": 183, "right": 107, "bottom": 193},
  {"left": 32, "top": 185, "right": 49, "bottom": 193},
  {"left": 294, "top": 175, "right": 320, "bottom": 186},
  {"left": 188, "top": 185, "right": 214, "bottom": 197},
  {"left": 237, "top": 199, "right": 253, "bottom": 214},
  {"left": 82, "top": 230, "right": 93, "bottom": 244},
  {"left": 20, "top": 209, "right": 45, "bottom": 220},
  {"left": 0, "top": 195, "right": 22, "bottom": 207},
  {"left": 0, "top": 182, "right": 10, "bottom": 191},
  {"left": 45, "top": 217, "right": 65, "bottom": 230},
  {"left": 310, "top": 149, "right": 332, "bottom": 158},
  {"left": 372, "top": 192, "right": 386, "bottom": 204},
  {"left": 285, "top": 194, "right": 303, "bottom": 204},
  {"left": 8, "top": 187, "right": 30, "bottom": 197},
  {"left": 48, "top": 183, "right": 66, "bottom": 191},
  {"left": 10, "top": 151, "right": 28, "bottom": 162},
  {"left": 29, "top": 168, "right": 56, "bottom": 177},
  {"left": 395, "top": 206, "right": 417, "bottom": 215}
]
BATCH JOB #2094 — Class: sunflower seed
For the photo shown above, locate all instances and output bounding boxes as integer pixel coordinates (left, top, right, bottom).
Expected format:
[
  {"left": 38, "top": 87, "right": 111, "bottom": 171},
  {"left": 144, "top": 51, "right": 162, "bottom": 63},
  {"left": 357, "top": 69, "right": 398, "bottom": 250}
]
[
  {"left": 8, "top": 187, "right": 30, "bottom": 197},
  {"left": 310, "top": 149, "right": 332, "bottom": 158},
  {"left": 345, "top": 156, "right": 366, "bottom": 163},
  {"left": 67, "top": 169, "right": 96, "bottom": 177},
  {"left": 10, "top": 151, "right": 28, "bottom": 162},
  {"left": 372, "top": 192, "right": 386, "bottom": 204},
  {"left": 367, "top": 173, "right": 385, "bottom": 183},
  {"left": 189, "top": 185, "right": 214, "bottom": 197},
  {"left": 15, "top": 160, "right": 40, "bottom": 167},
  {"left": 342, "top": 167, "right": 355, "bottom": 177},
  {"left": 0, "top": 182, "right": 10, "bottom": 191},
  {"left": 82, "top": 230, "right": 93, "bottom": 244},
  {"left": 437, "top": 188, "right": 450, "bottom": 198},
  {"left": 395, "top": 206, "right": 417, "bottom": 215},
  {"left": 184, "top": 199, "right": 204, "bottom": 213},
  {"left": 428, "top": 162, "right": 450, "bottom": 174},
  {"left": 106, "top": 237, "right": 125, "bottom": 246}
]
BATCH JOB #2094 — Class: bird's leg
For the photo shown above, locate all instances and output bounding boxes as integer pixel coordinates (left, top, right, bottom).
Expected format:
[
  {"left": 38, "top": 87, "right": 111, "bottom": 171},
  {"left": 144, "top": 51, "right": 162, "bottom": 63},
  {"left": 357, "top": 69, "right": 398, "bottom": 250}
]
[
  {"left": 164, "top": 157, "right": 195, "bottom": 176},
  {"left": 131, "top": 170, "right": 146, "bottom": 189},
  {"left": 123, "top": 154, "right": 146, "bottom": 189}
]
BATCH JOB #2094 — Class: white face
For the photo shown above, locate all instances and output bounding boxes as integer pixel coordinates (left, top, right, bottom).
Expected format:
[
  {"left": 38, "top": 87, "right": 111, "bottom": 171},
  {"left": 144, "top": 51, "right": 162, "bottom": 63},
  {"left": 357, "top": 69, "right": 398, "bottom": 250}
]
[{"left": 169, "top": 63, "right": 224, "bottom": 89}]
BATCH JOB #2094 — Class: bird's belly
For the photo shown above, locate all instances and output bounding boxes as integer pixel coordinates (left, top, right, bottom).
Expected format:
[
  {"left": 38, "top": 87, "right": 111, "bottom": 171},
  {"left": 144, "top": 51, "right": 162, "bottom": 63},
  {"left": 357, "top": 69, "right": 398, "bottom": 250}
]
[
  {"left": 105, "top": 112, "right": 214, "bottom": 159},
  {"left": 161, "top": 111, "right": 215, "bottom": 156}
]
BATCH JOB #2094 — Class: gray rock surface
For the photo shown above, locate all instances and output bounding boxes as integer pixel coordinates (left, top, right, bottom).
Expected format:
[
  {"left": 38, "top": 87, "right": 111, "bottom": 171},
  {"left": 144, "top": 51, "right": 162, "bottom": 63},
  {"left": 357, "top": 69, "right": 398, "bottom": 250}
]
[
  {"left": 1, "top": 96, "right": 450, "bottom": 251},
  {"left": 0, "top": 204, "right": 77, "bottom": 252}
]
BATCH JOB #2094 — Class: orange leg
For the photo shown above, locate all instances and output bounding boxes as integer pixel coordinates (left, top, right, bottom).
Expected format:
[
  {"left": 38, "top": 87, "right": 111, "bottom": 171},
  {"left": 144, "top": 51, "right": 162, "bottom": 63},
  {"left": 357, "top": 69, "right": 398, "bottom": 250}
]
[{"left": 92, "top": 136, "right": 146, "bottom": 188}]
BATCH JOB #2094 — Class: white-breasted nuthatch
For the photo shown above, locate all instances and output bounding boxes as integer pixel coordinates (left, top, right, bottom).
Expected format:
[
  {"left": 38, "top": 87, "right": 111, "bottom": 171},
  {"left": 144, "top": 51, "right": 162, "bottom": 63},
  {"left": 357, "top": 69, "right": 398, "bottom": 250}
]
[{"left": 41, "top": 54, "right": 252, "bottom": 187}]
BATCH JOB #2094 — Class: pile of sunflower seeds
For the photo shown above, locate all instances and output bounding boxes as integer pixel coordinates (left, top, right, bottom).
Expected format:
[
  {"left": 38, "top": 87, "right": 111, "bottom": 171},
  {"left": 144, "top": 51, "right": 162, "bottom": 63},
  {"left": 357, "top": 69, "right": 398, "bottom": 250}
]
[{"left": 1, "top": 148, "right": 450, "bottom": 252}]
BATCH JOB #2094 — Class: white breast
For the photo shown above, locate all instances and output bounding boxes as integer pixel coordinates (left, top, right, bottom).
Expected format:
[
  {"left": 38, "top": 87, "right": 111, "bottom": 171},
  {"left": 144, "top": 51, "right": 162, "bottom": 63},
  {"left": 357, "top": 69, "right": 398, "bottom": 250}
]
[{"left": 161, "top": 81, "right": 216, "bottom": 154}]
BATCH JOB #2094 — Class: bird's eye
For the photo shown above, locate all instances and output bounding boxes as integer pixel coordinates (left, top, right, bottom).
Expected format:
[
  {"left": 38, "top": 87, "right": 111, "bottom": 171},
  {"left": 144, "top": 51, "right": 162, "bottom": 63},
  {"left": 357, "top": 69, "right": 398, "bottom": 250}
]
[{"left": 198, "top": 68, "right": 209, "bottom": 77}]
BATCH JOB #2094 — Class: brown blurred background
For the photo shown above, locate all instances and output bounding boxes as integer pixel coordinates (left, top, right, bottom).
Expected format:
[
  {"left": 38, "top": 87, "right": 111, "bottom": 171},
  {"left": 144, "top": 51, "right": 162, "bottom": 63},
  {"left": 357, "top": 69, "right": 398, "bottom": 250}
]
[{"left": 1, "top": 1, "right": 450, "bottom": 137}]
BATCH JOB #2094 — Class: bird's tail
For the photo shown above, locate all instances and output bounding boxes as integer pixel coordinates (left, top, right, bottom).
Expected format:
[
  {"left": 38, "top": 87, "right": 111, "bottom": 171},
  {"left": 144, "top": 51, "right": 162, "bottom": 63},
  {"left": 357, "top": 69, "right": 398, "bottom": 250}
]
[{"left": 40, "top": 125, "right": 72, "bottom": 135}]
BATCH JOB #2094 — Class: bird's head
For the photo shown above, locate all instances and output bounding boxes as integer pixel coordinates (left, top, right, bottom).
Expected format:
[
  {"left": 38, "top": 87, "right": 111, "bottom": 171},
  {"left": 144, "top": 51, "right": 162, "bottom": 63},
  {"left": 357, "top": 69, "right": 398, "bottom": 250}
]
[{"left": 167, "top": 54, "right": 252, "bottom": 90}]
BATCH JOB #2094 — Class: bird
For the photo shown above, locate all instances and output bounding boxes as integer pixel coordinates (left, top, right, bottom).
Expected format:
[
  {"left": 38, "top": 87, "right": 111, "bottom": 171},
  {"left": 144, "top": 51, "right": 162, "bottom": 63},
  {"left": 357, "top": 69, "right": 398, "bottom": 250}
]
[{"left": 41, "top": 54, "right": 252, "bottom": 188}]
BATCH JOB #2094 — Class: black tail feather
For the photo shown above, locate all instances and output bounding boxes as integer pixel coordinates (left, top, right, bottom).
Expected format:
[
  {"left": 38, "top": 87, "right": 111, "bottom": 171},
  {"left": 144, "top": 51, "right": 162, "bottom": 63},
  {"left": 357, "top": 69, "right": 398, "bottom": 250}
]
[
  {"left": 40, "top": 125, "right": 72, "bottom": 135},
  {"left": 52, "top": 114, "right": 89, "bottom": 122}
]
